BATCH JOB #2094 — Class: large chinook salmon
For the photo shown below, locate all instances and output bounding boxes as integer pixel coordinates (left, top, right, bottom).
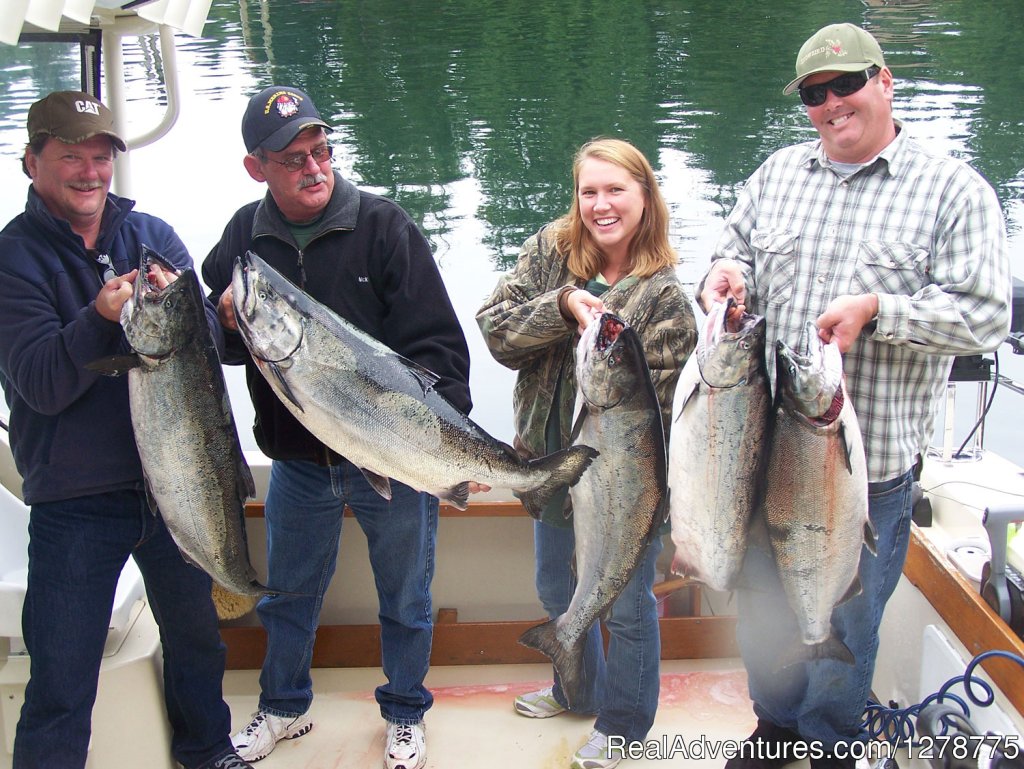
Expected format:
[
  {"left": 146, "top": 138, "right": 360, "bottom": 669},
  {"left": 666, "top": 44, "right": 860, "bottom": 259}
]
[
  {"left": 519, "top": 313, "right": 666, "bottom": 708},
  {"left": 763, "top": 323, "right": 875, "bottom": 664},
  {"left": 230, "top": 251, "right": 596, "bottom": 513},
  {"left": 668, "top": 299, "right": 770, "bottom": 591},
  {"left": 94, "top": 247, "right": 265, "bottom": 596}
]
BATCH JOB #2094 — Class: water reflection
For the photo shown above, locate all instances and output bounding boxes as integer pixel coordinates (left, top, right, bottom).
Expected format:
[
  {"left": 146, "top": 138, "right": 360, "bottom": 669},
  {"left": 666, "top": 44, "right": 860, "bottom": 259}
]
[
  {"left": 3, "top": 0, "right": 1023, "bottom": 252},
  {"left": 1, "top": 0, "right": 1022, "bottom": 452}
]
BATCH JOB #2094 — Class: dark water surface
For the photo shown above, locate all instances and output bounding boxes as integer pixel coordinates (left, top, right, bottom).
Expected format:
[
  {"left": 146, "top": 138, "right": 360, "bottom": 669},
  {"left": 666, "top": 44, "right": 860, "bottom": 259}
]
[{"left": 1, "top": 0, "right": 1023, "bottom": 459}]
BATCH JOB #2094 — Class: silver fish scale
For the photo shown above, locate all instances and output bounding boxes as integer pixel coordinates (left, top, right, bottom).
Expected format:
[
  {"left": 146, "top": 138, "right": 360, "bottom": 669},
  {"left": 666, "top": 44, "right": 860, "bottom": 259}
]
[
  {"left": 233, "top": 253, "right": 596, "bottom": 512},
  {"left": 519, "top": 314, "right": 665, "bottom": 709},
  {"left": 131, "top": 364, "right": 250, "bottom": 583},
  {"left": 564, "top": 408, "right": 661, "bottom": 647},
  {"left": 763, "top": 378, "right": 869, "bottom": 648},
  {"left": 668, "top": 308, "right": 770, "bottom": 592},
  {"left": 258, "top": 329, "right": 538, "bottom": 490},
  {"left": 123, "top": 270, "right": 261, "bottom": 596}
]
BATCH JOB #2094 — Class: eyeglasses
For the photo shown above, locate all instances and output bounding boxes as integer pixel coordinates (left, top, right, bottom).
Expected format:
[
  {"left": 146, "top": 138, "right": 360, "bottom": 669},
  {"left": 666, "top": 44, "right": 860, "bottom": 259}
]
[
  {"left": 262, "top": 144, "right": 333, "bottom": 172},
  {"left": 798, "top": 67, "right": 880, "bottom": 107}
]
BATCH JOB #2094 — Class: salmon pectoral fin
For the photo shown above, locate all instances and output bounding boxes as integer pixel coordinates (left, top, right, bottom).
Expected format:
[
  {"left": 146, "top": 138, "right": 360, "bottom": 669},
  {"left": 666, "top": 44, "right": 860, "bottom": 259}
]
[
  {"left": 442, "top": 481, "right": 470, "bottom": 511},
  {"left": 839, "top": 421, "right": 853, "bottom": 474},
  {"left": 836, "top": 575, "right": 863, "bottom": 606},
  {"left": 863, "top": 518, "right": 879, "bottom": 556},
  {"left": 359, "top": 467, "right": 393, "bottom": 500},
  {"left": 85, "top": 354, "right": 141, "bottom": 376},
  {"left": 267, "top": 362, "right": 305, "bottom": 412}
]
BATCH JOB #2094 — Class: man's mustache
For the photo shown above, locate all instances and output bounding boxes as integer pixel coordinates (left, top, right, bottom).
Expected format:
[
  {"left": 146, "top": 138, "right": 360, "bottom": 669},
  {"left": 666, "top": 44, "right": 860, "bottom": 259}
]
[{"left": 299, "top": 172, "right": 328, "bottom": 190}]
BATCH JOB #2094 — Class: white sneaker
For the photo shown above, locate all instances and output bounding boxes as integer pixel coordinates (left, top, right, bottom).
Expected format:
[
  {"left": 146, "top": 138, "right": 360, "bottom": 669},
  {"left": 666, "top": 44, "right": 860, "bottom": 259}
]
[
  {"left": 571, "top": 730, "right": 622, "bottom": 769},
  {"left": 231, "top": 711, "right": 313, "bottom": 762},
  {"left": 384, "top": 721, "right": 426, "bottom": 769},
  {"left": 513, "top": 686, "right": 568, "bottom": 718}
]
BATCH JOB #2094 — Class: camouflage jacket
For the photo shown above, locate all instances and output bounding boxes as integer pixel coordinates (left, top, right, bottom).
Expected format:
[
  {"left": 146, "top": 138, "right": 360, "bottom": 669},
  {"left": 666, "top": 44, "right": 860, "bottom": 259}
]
[{"left": 476, "top": 224, "right": 697, "bottom": 468}]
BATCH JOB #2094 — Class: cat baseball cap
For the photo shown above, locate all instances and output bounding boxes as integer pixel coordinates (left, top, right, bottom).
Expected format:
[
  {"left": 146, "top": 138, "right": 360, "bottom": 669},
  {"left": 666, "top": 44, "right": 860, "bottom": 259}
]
[
  {"left": 27, "top": 91, "right": 126, "bottom": 151},
  {"left": 783, "top": 23, "right": 886, "bottom": 95},
  {"left": 242, "top": 86, "right": 332, "bottom": 153}
]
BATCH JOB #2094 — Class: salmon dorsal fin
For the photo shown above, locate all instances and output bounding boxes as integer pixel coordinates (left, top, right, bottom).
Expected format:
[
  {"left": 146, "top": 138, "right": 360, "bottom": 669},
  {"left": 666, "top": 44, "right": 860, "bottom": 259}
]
[{"left": 403, "top": 359, "right": 441, "bottom": 396}]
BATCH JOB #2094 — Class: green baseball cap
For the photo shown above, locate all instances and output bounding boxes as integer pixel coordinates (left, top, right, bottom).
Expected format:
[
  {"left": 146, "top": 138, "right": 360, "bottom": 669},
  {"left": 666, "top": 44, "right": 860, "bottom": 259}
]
[
  {"left": 783, "top": 23, "right": 886, "bottom": 95},
  {"left": 27, "top": 91, "right": 127, "bottom": 151}
]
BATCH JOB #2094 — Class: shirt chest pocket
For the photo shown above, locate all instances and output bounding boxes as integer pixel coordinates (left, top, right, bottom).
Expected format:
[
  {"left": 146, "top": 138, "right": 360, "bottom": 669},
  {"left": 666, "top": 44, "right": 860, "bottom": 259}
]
[
  {"left": 853, "top": 241, "right": 930, "bottom": 296},
  {"left": 750, "top": 229, "right": 797, "bottom": 306}
]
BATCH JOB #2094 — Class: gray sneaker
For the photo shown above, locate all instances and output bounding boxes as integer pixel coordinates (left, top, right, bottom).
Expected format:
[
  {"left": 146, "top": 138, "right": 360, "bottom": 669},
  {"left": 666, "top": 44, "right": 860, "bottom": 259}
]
[
  {"left": 513, "top": 686, "right": 567, "bottom": 718},
  {"left": 231, "top": 711, "right": 313, "bottom": 762},
  {"left": 571, "top": 730, "right": 622, "bottom": 769},
  {"left": 209, "top": 754, "right": 255, "bottom": 769}
]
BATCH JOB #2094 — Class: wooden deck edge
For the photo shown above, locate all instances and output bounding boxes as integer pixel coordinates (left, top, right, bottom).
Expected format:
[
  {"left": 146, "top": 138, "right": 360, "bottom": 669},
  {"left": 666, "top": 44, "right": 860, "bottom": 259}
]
[
  {"left": 221, "top": 615, "right": 739, "bottom": 670},
  {"left": 903, "top": 524, "right": 1024, "bottom": 715}
]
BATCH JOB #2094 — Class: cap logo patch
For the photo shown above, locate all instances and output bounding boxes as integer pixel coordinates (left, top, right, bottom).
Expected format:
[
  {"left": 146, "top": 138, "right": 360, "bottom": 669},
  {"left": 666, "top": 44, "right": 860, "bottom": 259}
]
[
  {"left": 274, "top": 95, "right": 299, "bottom": 118},
  {"left": 797, "top": 40, "right": 850, "bottom": 68},
  {"left": 260, "top": 90, "right": 304, "bottom": 119},
  {"left": 74, "top": 99, "right": 101, "bottom": 116}
]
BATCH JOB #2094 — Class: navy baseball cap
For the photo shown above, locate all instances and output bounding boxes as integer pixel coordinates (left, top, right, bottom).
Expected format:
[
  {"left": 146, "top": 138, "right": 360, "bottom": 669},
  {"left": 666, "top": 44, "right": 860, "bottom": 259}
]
[{"left": 241, "top": 86, "right": 331, "bottom": 154}]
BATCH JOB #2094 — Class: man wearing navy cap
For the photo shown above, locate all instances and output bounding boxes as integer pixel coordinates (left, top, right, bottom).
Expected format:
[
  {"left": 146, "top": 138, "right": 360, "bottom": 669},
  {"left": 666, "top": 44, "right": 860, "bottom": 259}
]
[
  {"left": 0, "top": 90, "right": 250, "bottom": 769},
  {"left": 203, "top": 85, "right": 473, "bottom": 769}
]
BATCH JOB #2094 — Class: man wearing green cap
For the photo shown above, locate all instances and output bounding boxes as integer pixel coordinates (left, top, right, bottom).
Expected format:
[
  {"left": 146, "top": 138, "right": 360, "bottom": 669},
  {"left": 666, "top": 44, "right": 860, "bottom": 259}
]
[
  {"left": 0, "top": 91, "right": 251, "bottom": 769},
  {"left": 699, "top": 23, "right": 1010, "bottom": 769}
]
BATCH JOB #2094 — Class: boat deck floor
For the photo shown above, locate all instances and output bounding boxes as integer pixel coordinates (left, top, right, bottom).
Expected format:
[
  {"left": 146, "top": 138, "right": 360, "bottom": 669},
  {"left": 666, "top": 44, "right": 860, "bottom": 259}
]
[
  {"left": 224, "top": 659, "right": 752, "bottom": 768},
  {"left": 222, "top": 660, "right": 929, "bottom": 769}
]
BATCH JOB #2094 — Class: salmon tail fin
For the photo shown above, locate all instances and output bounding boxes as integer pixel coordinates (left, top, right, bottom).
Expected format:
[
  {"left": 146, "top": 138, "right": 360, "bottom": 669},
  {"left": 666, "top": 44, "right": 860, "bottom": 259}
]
[
  {"left": 779, "top": 633, "right": 855, "bottom": 668},
  {"left": 515, "top": 445, "right": 600, "bottom": 518},
  {"left": 211, "top": 582, "right": 260, "bottom": 620},
  {"left": 518, "top": 618, "right": 588, "bottom": 709}
]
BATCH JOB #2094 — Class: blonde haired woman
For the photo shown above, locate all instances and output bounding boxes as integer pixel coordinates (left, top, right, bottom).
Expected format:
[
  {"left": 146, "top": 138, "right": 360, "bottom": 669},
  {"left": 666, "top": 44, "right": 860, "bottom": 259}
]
[{"left": 477, "top": 138, "right": 696, "bottom": 769}]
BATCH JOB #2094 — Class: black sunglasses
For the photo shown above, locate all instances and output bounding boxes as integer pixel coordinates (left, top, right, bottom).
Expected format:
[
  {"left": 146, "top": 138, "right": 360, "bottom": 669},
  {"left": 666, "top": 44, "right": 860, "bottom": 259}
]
[{"left": 798, "top": 67, "right": 880, "bottom": 107}]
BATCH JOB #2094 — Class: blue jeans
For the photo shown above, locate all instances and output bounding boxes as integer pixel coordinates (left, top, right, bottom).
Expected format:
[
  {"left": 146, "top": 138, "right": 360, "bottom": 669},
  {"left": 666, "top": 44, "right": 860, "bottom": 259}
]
[
  {"left": 14, "top": 489, "right": 233, "bottom": 769},
  {"left": 256, "top": 458, "right": 437, "bottom": 724},
  {"left": 735, "top": 470, "right": 914, "bottom": 747},
  {"left": 533, "top": 520, "right": 662, "bottom": 743}
]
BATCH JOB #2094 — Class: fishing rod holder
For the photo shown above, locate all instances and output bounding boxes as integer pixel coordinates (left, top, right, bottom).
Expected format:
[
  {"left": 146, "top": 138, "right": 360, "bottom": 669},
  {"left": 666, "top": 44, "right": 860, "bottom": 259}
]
[
  {"left": 931, "top": 360, "right": 992, "bottom": 464},
  {"left": 929, "top": 280, "right": 1024, "bottom": 463}
]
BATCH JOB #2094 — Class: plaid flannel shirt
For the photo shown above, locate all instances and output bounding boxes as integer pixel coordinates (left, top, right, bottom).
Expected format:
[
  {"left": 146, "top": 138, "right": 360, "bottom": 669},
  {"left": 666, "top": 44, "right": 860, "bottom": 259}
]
[{"left": 708, "top": 121, "right": 1011, "bottom": 482}]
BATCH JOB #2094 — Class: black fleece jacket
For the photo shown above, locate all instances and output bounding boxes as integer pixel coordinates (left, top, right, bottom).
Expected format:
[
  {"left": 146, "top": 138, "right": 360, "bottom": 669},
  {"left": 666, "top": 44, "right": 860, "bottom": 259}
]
[{"left": 202, "top": 172, "right": 472, "bottom": 462}]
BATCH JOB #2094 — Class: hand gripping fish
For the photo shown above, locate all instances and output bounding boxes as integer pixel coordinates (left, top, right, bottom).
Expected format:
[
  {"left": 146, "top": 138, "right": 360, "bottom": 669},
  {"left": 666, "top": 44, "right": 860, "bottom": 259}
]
[{"left": 231, "top": 251, "right": 597, "bottom": 513}]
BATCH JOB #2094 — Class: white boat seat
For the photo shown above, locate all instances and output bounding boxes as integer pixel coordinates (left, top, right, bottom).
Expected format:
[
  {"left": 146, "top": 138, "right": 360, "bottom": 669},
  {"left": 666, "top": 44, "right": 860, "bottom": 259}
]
[{"left": 0, "top": 482, "right": 145, "bottom": 642}]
